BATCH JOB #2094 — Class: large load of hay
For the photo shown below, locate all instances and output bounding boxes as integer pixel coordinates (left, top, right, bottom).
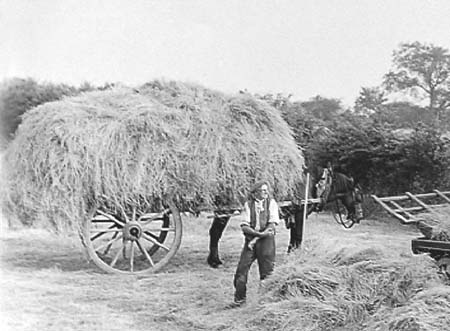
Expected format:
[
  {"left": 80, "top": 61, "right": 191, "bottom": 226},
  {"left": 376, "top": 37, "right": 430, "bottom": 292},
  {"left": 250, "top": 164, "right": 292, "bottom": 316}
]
[{"left": 2, "top": 80, "right": 304, "bottom": 232}]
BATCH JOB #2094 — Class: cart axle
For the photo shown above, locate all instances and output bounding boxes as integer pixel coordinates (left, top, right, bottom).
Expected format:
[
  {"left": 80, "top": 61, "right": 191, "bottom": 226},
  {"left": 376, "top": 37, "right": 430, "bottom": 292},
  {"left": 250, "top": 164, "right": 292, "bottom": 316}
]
[{"left": 123, "top": 221, "right": 143, "bottom": 241}]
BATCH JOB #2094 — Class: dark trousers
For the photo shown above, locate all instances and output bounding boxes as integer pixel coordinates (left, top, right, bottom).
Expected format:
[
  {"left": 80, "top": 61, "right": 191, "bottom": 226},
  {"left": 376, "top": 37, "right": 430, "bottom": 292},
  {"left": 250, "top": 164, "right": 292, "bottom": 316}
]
[
  {"left": 233, "top": 235, "right": 275, "bottom": 302},
  {"left": 289, "top": 207, "right": 305, "bottom": 251}
]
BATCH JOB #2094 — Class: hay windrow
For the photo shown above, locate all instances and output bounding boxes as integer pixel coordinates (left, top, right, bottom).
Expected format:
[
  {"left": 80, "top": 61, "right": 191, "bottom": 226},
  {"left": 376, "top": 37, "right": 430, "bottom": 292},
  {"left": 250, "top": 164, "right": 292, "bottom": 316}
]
[
  {"left": 2, "top": 81, "right": 304, "bottom": 232},
  {"left": 368, "top": 286, "right": 450, "bottom": 331},
  {"left": 254, "top": 241, "right": 448, "bottom": 331}
]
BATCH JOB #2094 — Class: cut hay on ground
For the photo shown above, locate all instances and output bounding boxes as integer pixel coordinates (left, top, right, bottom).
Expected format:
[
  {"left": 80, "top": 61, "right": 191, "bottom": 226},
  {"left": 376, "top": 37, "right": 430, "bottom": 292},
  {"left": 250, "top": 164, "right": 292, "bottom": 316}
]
[
  {"left": 1, "top": 80, "right": 304, "bottom": 232},
  {"left": 249, "top": 239, "right": 449, "bottom": 331}
]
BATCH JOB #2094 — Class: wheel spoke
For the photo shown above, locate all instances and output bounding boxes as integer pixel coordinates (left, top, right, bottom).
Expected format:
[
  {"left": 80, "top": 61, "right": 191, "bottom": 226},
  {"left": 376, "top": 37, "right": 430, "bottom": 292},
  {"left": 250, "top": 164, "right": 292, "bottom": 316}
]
[
  {"left": 130, "top": 241, "right": 135, "bottom": 272},
  {"left": 159, "top": 227, "right": 175, "bottom": 231},
  {"left": 91, "top": 228, "right": 121, "bottom": 233},
  {"left": 90, "top": 226, "right": 120, "bottom": 241},
  {"left": 103, "top": 232, "right": 119, "bottom": 255},
  {"left": 136, "top": 239, "right": 155, "bottom": 267},
  {"left": 132, "top": 206, "right": 137, "bottom": 222},
  {"left": 110, "top": 244, "right": 123, "bottom": 267},
  {"left": 142, "top": 233, "right": 170, "bottom": 251},
  {"left": 141, "top": 226, "right": 175, "bottom": 232},
  {"left": 96, "top": 210, "right": 125, "bottom": 227},
  {"left": 94, "top": 234, "right": 123, "bottom": 253},
  {"left": 144, "top": 231, "right": 160, "bottom": 240},
  {"left": 122, "top": 241, "right": 128, "bottom": 259}
]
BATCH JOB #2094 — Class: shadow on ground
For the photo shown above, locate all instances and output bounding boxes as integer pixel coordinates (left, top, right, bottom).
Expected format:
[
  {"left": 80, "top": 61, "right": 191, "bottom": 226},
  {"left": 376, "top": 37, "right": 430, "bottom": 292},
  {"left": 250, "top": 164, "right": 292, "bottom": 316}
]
[
  {"left": 0, "top": 230, "right": 234, "bottom": 275},
  {"left": 1, "top": 235, "right": 99, "bottom": 273}
]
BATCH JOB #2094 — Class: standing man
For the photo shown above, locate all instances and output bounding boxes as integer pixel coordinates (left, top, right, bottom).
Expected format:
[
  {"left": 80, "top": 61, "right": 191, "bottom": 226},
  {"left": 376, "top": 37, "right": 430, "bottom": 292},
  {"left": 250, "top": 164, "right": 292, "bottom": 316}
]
[{"left": 231, "top": 181, "right": 280, "bottom": 307}]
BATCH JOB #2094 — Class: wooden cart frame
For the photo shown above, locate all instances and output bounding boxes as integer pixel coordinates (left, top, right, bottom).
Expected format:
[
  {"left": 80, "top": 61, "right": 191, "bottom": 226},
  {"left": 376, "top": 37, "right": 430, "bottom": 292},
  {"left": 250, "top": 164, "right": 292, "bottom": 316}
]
[
  {"left": 82, "top": 173, "right": 354, "bottom": 275},
  {"left": 411, "top": 237, "right": 450, "bottom": 277},
  {"left": 371, "top": 190, "right": 450, "bottom": 224},
  {"left": 82, "top": 199, "right": 307, "bottom": 275}
]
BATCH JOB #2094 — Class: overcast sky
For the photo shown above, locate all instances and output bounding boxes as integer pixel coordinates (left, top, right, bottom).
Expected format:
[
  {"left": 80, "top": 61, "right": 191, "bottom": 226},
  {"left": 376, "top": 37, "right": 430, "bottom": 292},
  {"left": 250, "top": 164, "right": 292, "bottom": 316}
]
[{"left": 1, "top": 0, "right": 450, "bottom": 106}]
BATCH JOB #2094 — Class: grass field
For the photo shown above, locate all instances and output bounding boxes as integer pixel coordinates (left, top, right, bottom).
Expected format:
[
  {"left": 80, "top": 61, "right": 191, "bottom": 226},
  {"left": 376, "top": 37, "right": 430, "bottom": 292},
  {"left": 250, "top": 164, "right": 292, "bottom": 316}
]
[{"left": 0, "top": 212, "right": 430, "bottom": 331}]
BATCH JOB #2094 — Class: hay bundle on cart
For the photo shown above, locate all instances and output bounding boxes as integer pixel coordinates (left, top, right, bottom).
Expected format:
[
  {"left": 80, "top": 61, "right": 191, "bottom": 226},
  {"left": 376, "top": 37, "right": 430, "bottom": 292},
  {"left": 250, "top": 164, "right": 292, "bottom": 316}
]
[
  {"left": 2, "top": 80, "right": 305, "bottom": 274},
  {"left": 416, "top": 206, "right": 450, "bottom": 241}
]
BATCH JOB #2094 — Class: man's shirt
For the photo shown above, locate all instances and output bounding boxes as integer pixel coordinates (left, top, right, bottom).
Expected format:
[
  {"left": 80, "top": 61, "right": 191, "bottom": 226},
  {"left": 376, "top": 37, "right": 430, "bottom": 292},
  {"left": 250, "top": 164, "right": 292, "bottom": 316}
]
[{"left": 240, "top": 198, "right": 280, "bottom": 231}]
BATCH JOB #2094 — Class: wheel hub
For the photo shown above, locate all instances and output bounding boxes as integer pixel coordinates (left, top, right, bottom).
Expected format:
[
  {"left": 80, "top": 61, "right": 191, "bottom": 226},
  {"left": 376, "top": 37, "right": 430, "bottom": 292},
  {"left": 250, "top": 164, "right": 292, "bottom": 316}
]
[{"left": 123, "top": 221, "right": 142, "bottom": 241}]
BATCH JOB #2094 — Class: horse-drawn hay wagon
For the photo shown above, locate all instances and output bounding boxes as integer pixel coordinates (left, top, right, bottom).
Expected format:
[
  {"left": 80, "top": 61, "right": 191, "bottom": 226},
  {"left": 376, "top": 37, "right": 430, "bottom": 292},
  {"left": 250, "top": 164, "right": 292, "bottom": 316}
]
[{"left": 2, "top": 81, "right": 307, "bottom": 275}]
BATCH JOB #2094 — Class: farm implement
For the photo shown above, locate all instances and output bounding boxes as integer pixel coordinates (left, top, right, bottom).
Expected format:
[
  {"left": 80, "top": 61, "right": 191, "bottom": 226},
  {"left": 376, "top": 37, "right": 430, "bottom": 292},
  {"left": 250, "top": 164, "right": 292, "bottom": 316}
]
[
  {"left": 372, "top": 190, "right": 450, "bottom": 278},
  {"left": 371, "top": 190, "right": 450, "bottom": 224}
]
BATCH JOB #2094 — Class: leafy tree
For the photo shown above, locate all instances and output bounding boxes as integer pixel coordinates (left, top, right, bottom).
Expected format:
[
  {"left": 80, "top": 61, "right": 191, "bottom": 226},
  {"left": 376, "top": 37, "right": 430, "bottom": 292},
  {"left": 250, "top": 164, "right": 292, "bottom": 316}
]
[
  {"left": 370, "top": 101, "right": 432, "bottom": 128},
  {"left": 383, "top": 42, "right": 450, "bottom": 121},
  {"left": 256, "top": 92, "right": 293, "bottom": 112},
  {"left": 354, "top": 87, "right": 387, "bottom": 115},
  {"left": 306, "top": 118, "right": 450, "bottom": 195},
  {"left": 282, "top": 102, "right": 323, "bottom": 145},
  {"left": 300, "top": 95, "right": 343, "bottom": 123}
]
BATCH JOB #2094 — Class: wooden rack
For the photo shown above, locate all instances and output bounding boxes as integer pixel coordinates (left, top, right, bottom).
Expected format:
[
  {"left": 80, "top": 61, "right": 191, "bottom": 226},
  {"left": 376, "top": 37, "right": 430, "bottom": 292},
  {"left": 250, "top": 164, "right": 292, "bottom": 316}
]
[{"left": 371, "top": 190, "right": 450, "bottom": 224}]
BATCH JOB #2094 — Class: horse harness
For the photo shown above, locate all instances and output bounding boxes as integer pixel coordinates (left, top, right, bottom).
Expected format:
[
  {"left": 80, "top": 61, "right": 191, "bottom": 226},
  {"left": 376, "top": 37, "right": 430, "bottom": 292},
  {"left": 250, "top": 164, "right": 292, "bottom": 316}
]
[{"left": 318, "top": 170, "right": 363, "bottom": 228}]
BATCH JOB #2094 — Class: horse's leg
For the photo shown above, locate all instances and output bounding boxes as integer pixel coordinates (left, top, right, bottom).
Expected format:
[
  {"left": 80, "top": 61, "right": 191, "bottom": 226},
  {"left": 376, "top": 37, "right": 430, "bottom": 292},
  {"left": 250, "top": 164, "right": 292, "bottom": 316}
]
[
  {"left": 288, "top": 206, "right": 305, "bottom": 253},
  {"left": 207, "top": 216, "right": 230, "bottom": 268},
  {"left": 342, "top": 196, "right": 357, "bottom": 221}
]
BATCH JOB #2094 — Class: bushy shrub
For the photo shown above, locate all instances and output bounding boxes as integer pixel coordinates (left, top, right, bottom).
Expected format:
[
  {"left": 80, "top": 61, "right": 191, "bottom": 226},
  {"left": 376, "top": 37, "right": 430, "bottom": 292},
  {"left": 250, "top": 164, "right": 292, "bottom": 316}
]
[
  {"left": 281, "top": 92, "right": 450, "bottom": 196},
  {"left": 306, "top": 119, "right": 450, "bottom": 196}
]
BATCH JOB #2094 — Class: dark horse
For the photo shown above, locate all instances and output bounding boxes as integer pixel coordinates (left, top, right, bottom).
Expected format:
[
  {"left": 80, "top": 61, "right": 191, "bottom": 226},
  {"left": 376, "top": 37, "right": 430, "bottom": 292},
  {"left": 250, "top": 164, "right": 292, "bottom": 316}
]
[
  {"left": 206, "top": 168, "right": 363, "bottom": 267},
  {"left": 285, "top": 167, "right": 364, "bottom": 252}
]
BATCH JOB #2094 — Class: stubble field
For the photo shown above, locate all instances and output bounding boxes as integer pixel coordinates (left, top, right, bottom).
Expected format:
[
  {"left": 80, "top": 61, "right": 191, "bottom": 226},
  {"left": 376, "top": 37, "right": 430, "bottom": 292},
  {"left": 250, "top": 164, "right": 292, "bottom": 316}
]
[{"left": 0, "top": 212, "right": 426, "bottom": 331}]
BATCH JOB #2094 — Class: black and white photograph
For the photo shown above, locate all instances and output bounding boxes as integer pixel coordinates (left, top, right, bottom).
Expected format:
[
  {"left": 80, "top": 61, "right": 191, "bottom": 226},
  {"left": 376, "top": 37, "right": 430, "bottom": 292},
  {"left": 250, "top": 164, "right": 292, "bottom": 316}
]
[{"left": 1, "top": 1, "right": 450, "bottom": 330}]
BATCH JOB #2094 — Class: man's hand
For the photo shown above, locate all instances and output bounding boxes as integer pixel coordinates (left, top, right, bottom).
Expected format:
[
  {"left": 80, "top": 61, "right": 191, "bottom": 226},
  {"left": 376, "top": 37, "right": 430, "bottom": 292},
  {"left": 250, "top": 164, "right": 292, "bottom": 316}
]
[
  {"left": 241, "top": 224, "right": 276, "bottom": 238},
  {"left": 260, "top": 227, "right": 275, "bottom": 238},
  {"left": 241, "top": 225, "right": 263, "bottom": 238}
]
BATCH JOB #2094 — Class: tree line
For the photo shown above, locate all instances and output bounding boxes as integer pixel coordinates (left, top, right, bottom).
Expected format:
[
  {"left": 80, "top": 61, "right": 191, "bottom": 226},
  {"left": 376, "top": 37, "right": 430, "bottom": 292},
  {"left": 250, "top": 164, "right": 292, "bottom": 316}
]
[
  {"left": 1, "top": 41, "right": 450, "bottom": 195},
  {"left": 259, "top": 42, "right": 450, "bottom": 195}
]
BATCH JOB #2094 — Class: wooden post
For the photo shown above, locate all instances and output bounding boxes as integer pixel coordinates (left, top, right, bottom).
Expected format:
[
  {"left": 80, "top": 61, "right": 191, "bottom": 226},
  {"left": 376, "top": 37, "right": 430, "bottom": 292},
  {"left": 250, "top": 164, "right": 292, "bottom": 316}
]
[{"left": 302, "top": 172, "right": 310, "bottom": 237}]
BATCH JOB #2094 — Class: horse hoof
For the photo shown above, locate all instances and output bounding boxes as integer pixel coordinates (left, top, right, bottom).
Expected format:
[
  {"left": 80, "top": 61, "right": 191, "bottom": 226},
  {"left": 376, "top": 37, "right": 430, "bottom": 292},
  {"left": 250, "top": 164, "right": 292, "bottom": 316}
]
[
  {"left": 207, "top": 260, "right": 220, "bottom": 268},
  {"left": 287, "top": 244, "right": 301, "bottom": 253},
  {"left": 207, "top": 257, "right": 221, "bottom": 268}
]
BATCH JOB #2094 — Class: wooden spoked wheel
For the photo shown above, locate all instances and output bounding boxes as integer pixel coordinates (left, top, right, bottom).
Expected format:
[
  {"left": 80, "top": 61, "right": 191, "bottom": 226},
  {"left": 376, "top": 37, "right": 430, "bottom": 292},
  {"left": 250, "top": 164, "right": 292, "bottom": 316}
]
[{"left": 83, "top": 200, "right": 182, "bottom": 275}]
